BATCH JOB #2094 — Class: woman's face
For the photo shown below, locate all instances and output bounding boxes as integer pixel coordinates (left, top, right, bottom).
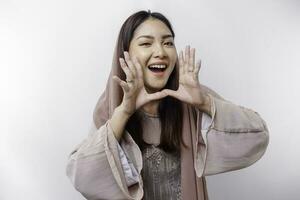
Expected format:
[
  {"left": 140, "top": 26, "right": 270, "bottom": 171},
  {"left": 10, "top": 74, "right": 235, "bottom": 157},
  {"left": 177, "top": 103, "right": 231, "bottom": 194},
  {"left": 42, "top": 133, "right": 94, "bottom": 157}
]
[{"left": 129, "top": 18, "right": 177, "bottom": 93}]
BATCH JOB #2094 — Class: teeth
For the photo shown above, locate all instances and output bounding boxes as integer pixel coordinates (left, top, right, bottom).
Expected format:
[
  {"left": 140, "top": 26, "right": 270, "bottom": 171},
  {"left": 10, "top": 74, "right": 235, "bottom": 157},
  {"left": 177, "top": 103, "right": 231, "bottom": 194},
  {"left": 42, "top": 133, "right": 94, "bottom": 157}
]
[{"left": 149, "top": 65, "right": 166, "bottom": 69}]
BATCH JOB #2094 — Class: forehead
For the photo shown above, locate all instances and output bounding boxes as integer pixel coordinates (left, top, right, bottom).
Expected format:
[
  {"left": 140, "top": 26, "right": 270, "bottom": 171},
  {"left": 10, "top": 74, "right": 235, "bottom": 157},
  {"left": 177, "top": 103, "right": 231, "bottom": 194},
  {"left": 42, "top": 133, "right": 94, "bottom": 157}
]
[{"left": 132, "top": 19, "right": 172, "bottom": 39}]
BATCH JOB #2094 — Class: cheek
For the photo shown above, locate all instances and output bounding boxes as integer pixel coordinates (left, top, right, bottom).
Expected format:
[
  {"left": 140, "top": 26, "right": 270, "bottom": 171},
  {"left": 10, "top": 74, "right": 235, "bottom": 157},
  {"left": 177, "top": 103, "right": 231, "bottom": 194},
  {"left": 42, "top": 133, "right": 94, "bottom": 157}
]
[
  {"left": 168, "top": 51, "right": 178, "bottom": 64},
  {"left": 134, "top": 53, "right": 149, "bottom": 68}
]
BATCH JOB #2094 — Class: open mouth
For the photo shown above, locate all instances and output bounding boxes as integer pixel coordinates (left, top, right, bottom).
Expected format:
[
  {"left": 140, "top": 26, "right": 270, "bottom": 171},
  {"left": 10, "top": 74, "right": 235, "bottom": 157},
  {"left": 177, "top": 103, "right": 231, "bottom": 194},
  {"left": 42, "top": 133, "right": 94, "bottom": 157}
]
[{"left": 148, "top": 64, "right": 167, "bottom": 73}]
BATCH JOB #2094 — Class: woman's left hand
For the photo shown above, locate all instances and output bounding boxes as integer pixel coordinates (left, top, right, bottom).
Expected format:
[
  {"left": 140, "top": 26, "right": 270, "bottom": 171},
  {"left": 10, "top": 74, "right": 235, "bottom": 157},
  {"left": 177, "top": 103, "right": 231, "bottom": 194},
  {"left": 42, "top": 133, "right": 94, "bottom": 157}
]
[{"left": 163, "top": 45, "right": 212, "bottom": 115}]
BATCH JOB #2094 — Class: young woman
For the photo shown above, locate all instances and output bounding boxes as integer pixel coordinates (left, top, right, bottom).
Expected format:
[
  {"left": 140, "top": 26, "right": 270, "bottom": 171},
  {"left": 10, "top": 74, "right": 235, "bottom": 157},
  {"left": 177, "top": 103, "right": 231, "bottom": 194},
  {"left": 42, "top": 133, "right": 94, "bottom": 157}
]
[{"left": 66, "top": 10, "right": 269, "bottom": 200}]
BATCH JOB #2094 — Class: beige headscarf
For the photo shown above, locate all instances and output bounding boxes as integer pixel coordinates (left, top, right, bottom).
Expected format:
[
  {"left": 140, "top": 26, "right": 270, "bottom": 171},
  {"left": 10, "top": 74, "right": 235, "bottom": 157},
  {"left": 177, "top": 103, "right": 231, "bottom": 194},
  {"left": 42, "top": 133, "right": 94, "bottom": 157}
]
[{"left": 92, "top": 38, "right": 222, "bottom": 200}]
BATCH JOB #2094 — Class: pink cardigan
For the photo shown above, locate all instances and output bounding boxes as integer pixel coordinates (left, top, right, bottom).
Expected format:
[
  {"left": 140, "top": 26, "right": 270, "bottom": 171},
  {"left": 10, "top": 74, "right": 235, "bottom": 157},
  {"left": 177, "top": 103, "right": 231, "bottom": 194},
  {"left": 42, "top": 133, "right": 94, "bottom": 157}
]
[{"left": 66, "top": 93, "right": 269, "bottom": 200}]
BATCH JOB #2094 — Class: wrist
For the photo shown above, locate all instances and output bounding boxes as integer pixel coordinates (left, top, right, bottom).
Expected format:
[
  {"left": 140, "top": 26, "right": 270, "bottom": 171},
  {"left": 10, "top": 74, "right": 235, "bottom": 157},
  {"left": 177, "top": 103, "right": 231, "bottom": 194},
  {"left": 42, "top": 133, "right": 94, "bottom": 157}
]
[
  {"left": 196, "top": 94, "right": 212, "bottom": 117},
  {"left": 110, "top": 105, "right": 132, "bottom": 142},
  {"left": 116, "top": 104, "right": 133, "bottom": 118}
]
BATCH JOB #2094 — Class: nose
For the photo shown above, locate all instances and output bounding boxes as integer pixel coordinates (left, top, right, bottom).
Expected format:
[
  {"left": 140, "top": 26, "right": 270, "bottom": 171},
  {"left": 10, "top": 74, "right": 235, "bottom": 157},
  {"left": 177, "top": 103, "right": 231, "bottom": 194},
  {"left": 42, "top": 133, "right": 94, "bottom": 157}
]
[{"left": 153, "top": 44, "right": 167, "bottom": 58}]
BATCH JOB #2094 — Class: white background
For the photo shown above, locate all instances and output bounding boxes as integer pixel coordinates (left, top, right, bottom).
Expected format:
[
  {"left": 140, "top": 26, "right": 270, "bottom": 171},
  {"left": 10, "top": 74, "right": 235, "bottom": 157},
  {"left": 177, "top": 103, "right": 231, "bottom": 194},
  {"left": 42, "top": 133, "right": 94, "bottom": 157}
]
[{"left": 1, "top": 0, "right": 299, "bottom": 199}]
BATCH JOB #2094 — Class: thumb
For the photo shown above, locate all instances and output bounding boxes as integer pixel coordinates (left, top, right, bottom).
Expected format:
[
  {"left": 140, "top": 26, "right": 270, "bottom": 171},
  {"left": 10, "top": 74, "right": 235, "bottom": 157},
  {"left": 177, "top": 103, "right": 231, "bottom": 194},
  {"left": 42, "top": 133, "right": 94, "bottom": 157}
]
[
  {"left": 161, "top": 89, "right": 178, "bottom": 98},
  {"left": 147, "top": 90, "right": 168, "bottom": 102}
]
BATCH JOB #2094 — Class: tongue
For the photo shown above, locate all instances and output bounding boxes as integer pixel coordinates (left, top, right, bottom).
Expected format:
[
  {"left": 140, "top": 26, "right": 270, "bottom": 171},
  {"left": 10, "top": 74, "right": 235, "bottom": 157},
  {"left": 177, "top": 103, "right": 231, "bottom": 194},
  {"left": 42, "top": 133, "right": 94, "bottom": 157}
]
[{"left": 149, "top": 68, "right": 165, "bottom": 72}]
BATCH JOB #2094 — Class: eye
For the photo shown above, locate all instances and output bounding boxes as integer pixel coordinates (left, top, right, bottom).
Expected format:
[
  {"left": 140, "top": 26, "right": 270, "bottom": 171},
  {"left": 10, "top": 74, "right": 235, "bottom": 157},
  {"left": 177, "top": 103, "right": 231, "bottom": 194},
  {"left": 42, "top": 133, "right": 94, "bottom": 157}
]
[
  {"left": 165, "top": 42, "right": 174, "bottom": 46},
  {"left": 140, "top": 43, "right": 151, "bottom": 46}
]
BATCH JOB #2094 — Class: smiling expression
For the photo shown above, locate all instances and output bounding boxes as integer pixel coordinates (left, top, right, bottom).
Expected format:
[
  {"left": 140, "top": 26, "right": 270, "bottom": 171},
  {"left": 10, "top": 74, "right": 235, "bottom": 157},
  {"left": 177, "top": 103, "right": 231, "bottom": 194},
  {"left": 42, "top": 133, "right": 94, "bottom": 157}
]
[{"left": 129, "top": 18, "right": 177, "bottom": 93}]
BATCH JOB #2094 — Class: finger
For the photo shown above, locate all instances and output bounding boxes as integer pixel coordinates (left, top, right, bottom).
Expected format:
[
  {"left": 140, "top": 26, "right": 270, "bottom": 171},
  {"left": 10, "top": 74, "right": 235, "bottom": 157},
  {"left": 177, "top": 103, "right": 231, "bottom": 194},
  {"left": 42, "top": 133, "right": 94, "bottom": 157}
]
[
  {"left": 188, "top": 48, "right": 195, "bottom": 72},
  {"left": 113, "top": 76, "right": 130, "bottom": 92},
  {"left": 161, "top": 88, "right": 179, "bottom": 99},
  {"left": 194, "top": 59, "right": 201, "bottom": 75},
  {"left": 124, "top": 51, "right": 137, "bottom": 78},
  {"left": 132, "top": 55, "right": 143, "bottom": 82},
  {"left": 179, "top": 50, "right": 185, "bottom": 75},
  {"left": 119, "top": 57, "right": 134, "bottom": 81},
  {"left": 147, "top": 90, "right": 168, "bottom": 101},
  {"left": 193, "top": 59, "right": 201, "bottom": 80},
  {"left": 185, "top": 45, "right": 190, "bottom": 72}
]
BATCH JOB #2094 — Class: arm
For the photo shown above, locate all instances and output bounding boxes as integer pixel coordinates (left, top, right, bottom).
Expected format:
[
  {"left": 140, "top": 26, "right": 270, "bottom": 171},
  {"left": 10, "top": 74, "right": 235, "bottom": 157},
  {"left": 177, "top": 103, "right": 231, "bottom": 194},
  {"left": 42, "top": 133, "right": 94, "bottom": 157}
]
[
  {"left": 110, "top": 105, "right": 132, "bottom": 141},
  {"left": 66, "top": 120, "right": 143, "bottom": 200},
  {"left": 194, "top": 93, "right": 269, "bottom": 177}
]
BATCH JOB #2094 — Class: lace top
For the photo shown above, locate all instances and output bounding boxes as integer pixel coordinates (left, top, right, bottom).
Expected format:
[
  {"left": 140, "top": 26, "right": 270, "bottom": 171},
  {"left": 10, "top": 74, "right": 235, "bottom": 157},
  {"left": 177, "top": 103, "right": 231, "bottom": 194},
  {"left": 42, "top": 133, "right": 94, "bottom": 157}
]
[{"left": 139, "top": 110, "right": 182, "bottom": 200}]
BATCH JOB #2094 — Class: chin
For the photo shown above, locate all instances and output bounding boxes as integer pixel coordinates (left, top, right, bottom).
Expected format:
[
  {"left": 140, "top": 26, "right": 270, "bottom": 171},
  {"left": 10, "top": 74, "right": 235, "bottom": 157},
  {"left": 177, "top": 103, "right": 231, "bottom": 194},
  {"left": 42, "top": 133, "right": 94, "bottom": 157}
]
[{"left": 145, "top": 83, "right": 166, "bottom": 93}]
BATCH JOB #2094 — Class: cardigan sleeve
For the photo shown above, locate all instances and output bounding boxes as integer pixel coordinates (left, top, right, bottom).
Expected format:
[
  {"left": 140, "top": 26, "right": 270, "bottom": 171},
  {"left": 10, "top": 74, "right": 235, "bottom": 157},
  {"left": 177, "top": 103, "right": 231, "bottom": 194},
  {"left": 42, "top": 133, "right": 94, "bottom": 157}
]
[
  {"left": 66, "top": 120, "right": 143, "bottom": 200},
  {"left": 117, "top": 141, "right": 140, "bottom": 186},
  {"left": 194, "top": 93, "right": 269, "bottom": 177}
]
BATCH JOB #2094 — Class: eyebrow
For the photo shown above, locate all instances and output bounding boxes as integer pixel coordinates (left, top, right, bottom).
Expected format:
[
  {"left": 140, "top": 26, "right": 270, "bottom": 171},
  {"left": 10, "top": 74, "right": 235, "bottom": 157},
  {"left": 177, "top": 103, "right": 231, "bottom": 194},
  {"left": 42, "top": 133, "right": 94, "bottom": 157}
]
[{"left": 136, "top": 34, "right": 173, "bottom": 40}]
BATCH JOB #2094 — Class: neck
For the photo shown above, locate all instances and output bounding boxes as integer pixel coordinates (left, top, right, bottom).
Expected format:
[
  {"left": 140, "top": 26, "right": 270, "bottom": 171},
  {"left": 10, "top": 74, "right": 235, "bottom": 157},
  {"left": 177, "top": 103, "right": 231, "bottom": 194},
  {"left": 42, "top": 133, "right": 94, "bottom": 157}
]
[
  {"left": 142, "top": 86, "right": 164, "bottom": 115},
  {"left": 141, "top": 100, "right": 160, "bottom": 115}
]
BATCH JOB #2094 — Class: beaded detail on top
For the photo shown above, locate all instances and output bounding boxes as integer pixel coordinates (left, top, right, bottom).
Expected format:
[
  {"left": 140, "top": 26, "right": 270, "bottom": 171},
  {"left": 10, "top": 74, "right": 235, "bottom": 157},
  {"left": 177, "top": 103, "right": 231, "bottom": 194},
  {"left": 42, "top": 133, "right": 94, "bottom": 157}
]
[
  {"left": 141, "top": 144, "right": 181, "bottom": 200},
  {"left": 139, "top": 109, "right": 182, "bottom": 200}
]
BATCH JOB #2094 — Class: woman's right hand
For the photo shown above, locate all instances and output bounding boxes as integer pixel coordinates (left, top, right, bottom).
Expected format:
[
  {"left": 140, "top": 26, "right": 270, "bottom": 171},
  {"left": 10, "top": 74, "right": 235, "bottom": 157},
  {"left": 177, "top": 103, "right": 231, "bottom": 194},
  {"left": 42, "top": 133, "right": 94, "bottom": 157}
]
[{"left": 112, "top": 51, "right": 168, "bottom": 116}]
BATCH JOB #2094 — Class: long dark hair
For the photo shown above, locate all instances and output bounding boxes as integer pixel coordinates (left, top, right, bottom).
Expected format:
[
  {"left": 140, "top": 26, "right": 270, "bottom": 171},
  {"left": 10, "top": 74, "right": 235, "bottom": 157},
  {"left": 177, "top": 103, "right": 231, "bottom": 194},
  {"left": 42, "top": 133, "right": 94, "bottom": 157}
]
[{"left": 116, "top": 10, "right": 185, "bottom": 153}]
